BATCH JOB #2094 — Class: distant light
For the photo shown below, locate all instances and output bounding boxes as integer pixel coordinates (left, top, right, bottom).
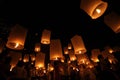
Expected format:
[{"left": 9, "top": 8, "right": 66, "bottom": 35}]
[{"left": 96, "top": 8, "right": 101, "bottom": 14}]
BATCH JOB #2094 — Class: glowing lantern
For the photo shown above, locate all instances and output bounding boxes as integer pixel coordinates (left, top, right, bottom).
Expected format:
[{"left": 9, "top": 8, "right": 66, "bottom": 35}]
[
  {"left": 68, "top": 43, "right": 72, "bottom": 50},
  {"left": 91, "top": 49, "right": 101, "bottom": 62},
  {"left": 41, "top": 29, "right": 51, "bottom": 44},
  {"left": 108, "top": 54, "right": 118, "bottom": 64},
  {"left": 6, "top": 24, "right": 27, "bottom": 50},
  {"left": 50, "top": 39, "right": 63, "bottom": 60},
  {"left": 104, "top": 12, "right": 120, "bottom": 33},
  {"left": 64, "top": 47, "right": 69, "bottom": 55},
  {"left": 9, "top": 51, "right": 22, "bottom": 71},
  {"left": 104, "top": 46, "right": 114, "bottom": 54},
  {"left": 23, "top": 54, "right": 29, "bottom": 62},
  {"left": 34, "top": 43, "right": 41, "bottom": 52},
  {"left": 80, "top": 0, "right": 108, "bottom": 19},
  {"left": 30, "top": 54, "right": 36, "bottom": 61},
  {"left": 76, "top": 54, "right": 89, "bottom": 64},
  {"left": 35, "top": 52, "right": 45, "bottom": 69},
  {"left": 0, "top": 39, "right": 5, "bottom": 53},
  {"left": 71, "top": 35, "right": 86, "bottom": 54},
  {"left": 69, "top": 50, "right": 77, "bottom": 61}
]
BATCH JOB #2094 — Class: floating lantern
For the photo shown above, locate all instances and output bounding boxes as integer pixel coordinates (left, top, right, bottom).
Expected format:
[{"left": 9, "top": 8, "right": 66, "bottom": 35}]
[
  {"left": 23, "top": 54, "right": 29, "bottom": 62},
  {"left": 69, "top": 50, "right": 77, "bottom": 61},
  {"left": 34, "top": 43, "right": 41, "bottom": 52},
  {"left": 91, "top": 49, "right": 101, "bottom": 62},
  {"left": 68, "top": 43, "right": 72, "bottom": 50},
  {"left": 41, "top": 29, "right": 51, "bottom": 44},
  {"left": 6, "top": 24, "right": 27, "bottom": 50},
  {"left": 80, "top": 0, "right": 108, "bottom": 19},
  {"left": 71, "top": 35, "right": 86, "bottom": 54},
  {"left": 64, "top": 47, "right": 69, "bottom": 55},
  {"left": 35, "top": 52, "right": 45, "bottom": 69},
  {"left": 0, "top": 38, "right": 5, "bottom": 53},
  {"left": 104, "top": 12, "right": 120, "bottom": 33},
  {"left": 50, "top": 39, "right": 63, "bottom": 60}
]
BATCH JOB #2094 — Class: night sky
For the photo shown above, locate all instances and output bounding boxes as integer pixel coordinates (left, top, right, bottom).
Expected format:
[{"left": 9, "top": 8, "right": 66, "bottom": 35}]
[{"left": 0, "top": 0, "right": 120, "bottom": 52}]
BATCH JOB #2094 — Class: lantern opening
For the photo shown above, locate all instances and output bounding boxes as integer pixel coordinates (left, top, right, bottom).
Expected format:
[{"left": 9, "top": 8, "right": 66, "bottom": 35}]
[{"left": 92, "top": 2, "right": 108, "bottom": 19}]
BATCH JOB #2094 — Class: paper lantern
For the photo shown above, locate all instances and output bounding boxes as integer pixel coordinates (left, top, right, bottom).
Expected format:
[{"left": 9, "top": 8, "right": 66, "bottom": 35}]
[
  {"left": 91, "top": 49, "right": 101, "bottom": 62},
  {"left": 104, "top": 12, "right": 120, "bottom": 33},
  {"left": 71, "top": 35, "right": 86, "bottom": 54},
  {"left": 69, "top": 50, "right": 77, "bottom": 61},
  {"left": 64, "top": 47, "right": 69, "bottom": 55},
  {"left": 80, "top": 0, "right": 108, "bottom": 19},
  {"left": 35, "top": 52, "right": 45, "bottom": 69},
  {"left": 50, "top": 39, "right": 63, "bottom": 60},
  {"left": 68, "top": 43, "right": 72, "bottom": 50},
  {"left": 23, "top": 54, "right": 29, "bottom": 62},
  {"left": 76, "top": 54, "right": 89, "bottom": 64},
  {"left": 30, "top": 54, "right": 36, "bottom": 61},
  {"left": 34, "top": 43, "right": 41, "bottom": 52},
  {"left": 9, "top": 51, "right": 22, "bottom": 71},
  {"left": 41, "top": 29, "right": 51, "bottom": 44},
  {"left": 0, "top": 38, "right": 5, "bottom": 53},
  {"left": 6, "top": 24, "right": 27, "bottom": 50}
]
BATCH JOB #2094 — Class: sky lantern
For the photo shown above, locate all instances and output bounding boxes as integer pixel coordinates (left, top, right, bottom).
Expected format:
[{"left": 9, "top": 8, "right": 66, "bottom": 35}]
[
  {"left": 68, "top": 43, "right": 72, "bottom": 50},
  {"left": 41, "top": 29, "right": 51, "bottom": 44},
  {"left": 71, "top": 35, "right": 86, "bottom": 54},
  {"left": 76, "top": 54, "right": 89, "bottom": 64},
  {"left": 104, "top": 12, "right": 120, "bottom": 33},
  {"left": 50, "top": 39, "right": 63, "bottom": 60},
  {"left": 0, "top": 38, "right": 5, "bottom": 53},
  {"left": 23, "top": 54, "right": 29, "bottom": 62},
  {"left": 9, "top": 51, "right": 22, "bottom": 71},
  {"left": 30, "top": 54, "right": 36, "bottom": 61},
  {"left": 34, "top": 43, "right": 41, "bottom": 52},
  {"left": 35, "top": 52, "right": 45, "bottom": 69},
  {"left": 69, "top": 50, "right": 77, "bottom": 61},
  {"left": 6, "top": 24, "right": 27, "bottom": 50},
  {"left": 91, "top": 49, "right": 101, "bottom": 62},
  {"left": 80, "top": 0, "right": 108, "bottom": 19},
  {"left": 64, "top": 47, "right": 69, "bottom": 55}
]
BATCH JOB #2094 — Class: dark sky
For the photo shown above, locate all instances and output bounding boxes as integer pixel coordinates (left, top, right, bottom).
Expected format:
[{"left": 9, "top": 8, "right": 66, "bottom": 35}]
[{"left": 0, "top": 0, "right": 120, "bottom": 52}]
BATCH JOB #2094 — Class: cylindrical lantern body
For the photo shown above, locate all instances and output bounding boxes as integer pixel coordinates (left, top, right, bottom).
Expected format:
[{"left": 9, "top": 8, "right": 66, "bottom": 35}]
[
  {"left": 41, "top": 29, "right": 51, "bottom": 44},
  {"left": 64, "top": 47, "right": 69, "bottom": 55},
  {"left": 34, "top": 43, "right": 41, "bottom": 52},
  {"left": 30, "top": 54, "right": 36, "bottom": 61},
  {"left": 80, "top": 0, "right": 108, "bottom": 19},
  {"left": 23, "top": 54, "right": 29, "bottom": 62},
  {"left": 69, "top": 50, "right": 77, "bottom": 61},
  {"left": 104, "top": 12, "right": 120, "bottom": 33},
  {"left": 50, "top": 39, "right": 63, "bottom": 60},
  {"left": 9, "top": 51, "right": 22, "bottom": 71},
  {"left": 91, "top": 49, "right": 101, "bottom": 62},
  {"left": 71, "top": 35, "right": 86, "bottom": 54},
  {"left": 68, "top": 43, "right": 72, "bottom": 50},
  {"left": 6, "top": 24, "right": 27, "bottom": 50},
  {"left": 76, "top": 54, "right": 89, "bottom": 64},
  {"left": 35, "top": 52, "right": 45, "bottom": 69},
  {"left": 0, "top": 38, "right": 5, "bottom": 53}
]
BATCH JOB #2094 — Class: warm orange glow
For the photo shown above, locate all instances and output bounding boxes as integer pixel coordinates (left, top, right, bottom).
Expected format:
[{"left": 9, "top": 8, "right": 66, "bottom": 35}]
[
  {"left": 80, "top": 0, "right": 108, "bottom": 19},
  {"left": 6, "top": 24, "right": 27, "bottom": 50},
  {"left": 41, "top": 29, "right": 51, "bottom": 44},
  {"left": 79, "top": 50, "right": 82, "bottom": 54},
  {"left": 109, "top": 49, "right": 113, "bottom": 54},
  {"left": 14, "top": 43, "right": 19, "bottom": 48},
  {"left": 96, "top": 8, "right": 101, "bottom": 14}
]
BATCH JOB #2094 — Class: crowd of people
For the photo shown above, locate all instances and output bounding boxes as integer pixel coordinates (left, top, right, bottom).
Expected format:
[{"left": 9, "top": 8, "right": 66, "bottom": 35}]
[{"left": 0, "top": 50, "right": 120, "bottom": 80}]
